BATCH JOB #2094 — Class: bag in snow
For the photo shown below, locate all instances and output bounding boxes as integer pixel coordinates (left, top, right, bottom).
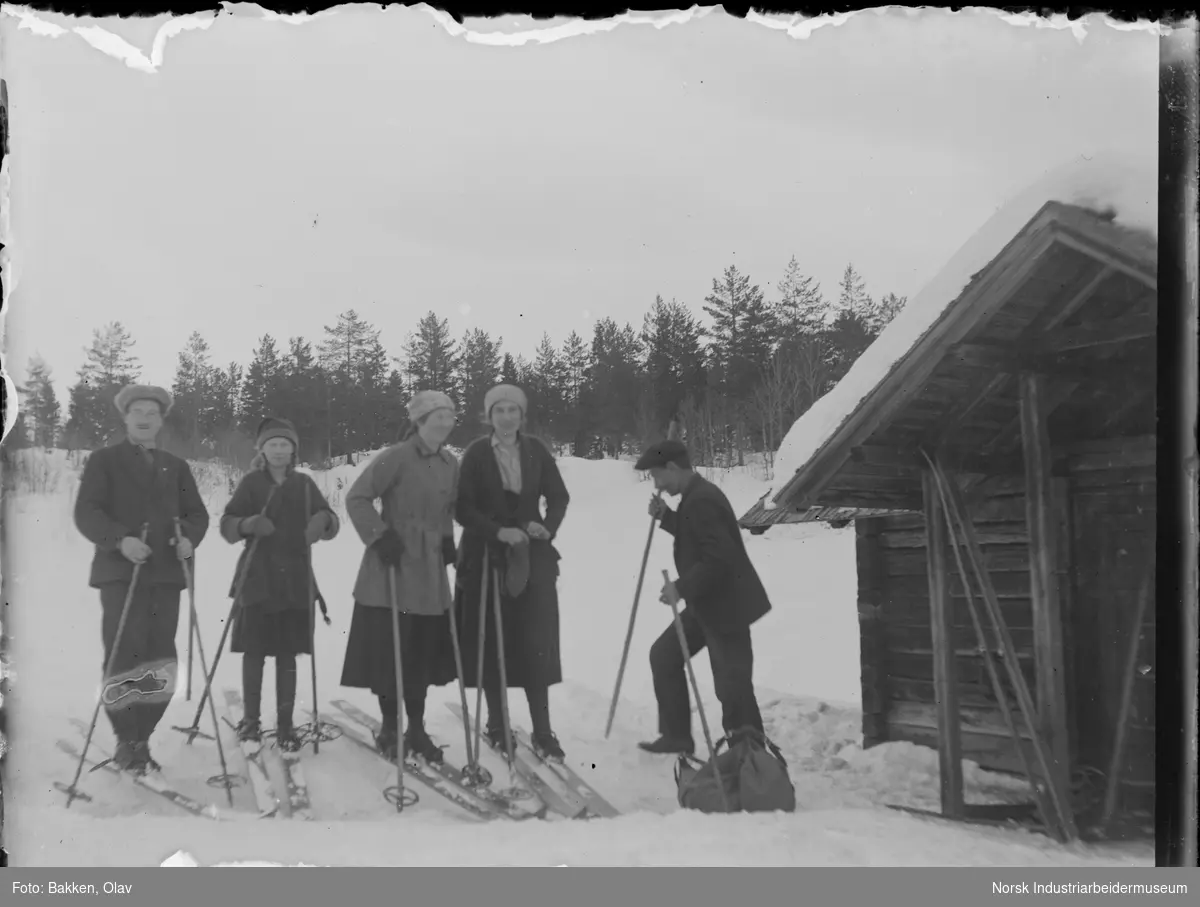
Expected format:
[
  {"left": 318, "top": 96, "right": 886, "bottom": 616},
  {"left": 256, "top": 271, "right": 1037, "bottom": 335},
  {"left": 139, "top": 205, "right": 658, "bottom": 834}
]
[{"left": 674, "top": 727, "right": 796, "bottom": 814}]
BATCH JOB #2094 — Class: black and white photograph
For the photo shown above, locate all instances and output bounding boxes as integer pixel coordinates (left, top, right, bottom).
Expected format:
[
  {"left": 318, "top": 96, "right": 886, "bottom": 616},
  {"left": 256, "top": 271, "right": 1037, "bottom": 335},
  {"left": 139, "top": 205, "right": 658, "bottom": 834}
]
[{"left": 0, "top": 5, "right": 1189, "bottom": 870}]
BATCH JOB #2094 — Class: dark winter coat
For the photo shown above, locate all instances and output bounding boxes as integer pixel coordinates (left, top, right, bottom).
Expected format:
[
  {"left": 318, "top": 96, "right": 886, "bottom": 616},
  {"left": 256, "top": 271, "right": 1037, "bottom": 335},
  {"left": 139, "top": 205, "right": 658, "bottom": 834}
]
[
  {"left": 74, "top": 439, "right": 211, "bottom": 589},
  {"left": 219, "top": 468, "right": 339, "bottom": 615},
  {"left": 454, "top": 432, "right": 570, "bottom": 689},
  {"left": 659, "top": 474, "right": 772, "bottom": 633}
]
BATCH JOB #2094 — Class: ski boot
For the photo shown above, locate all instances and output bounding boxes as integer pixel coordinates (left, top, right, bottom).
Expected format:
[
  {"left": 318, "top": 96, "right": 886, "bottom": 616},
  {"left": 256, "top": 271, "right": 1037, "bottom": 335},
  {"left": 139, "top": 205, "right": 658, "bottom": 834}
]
[
  {"left": 111, "top": 740, "right": 141, "bottom": 772},
  {"left": 484, "top": 725, "right": 518, "bottom": 758},
  {"left": 236, "top": 717, "right": 263, "bottom": 744},
  {"left": 637, "top": 734, "right": 695, "bottom": 756},
  {"left": 132, "top": 740, "right": 162, "bottom": 774},
  {"left": 404, "top": 725, "right": 444, "bottom": 765},
  {"left": 274, "top": 716, "right": 303, "bottom": 754},
  {"left": 375, "top": 725, "right": 400, "bottom": 762},
  {"left": 530, "top": 731, "right": 566, "bottom": 763}
]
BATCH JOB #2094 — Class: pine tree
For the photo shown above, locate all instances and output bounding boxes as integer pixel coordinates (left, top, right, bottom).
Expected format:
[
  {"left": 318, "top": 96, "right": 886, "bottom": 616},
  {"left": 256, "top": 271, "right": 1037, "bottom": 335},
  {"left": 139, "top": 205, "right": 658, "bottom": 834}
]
[
  {"left": 401, "top": 312, "right": 461, "bottom": 399},
  {"left": 777, "top": 257, "right": 827, "bottom": 336},
  {"left": 702, "top": 265, "right": 776, "bottom": 401},
  {"left": 241, "top": 335, "right": 285, "bottom": 432},
  {"left": 531, "top": 333, "right": 567, "bottom": 441},
  {"left": 500, "top": 353, "right": 519, "bottom": 386},
  {"left": 62, "top": 322, "right": 142, "bottom": 448},
  {"left": 456, "top": 328, "right": 503, "bottom": 431},
  {"left": 871, "top": 292, "right": 907, "bottom": 331},
  {"left": 837, "top": 263, "right": 874, "bottom": 323},
  {"left": 641, "top": 296, "right": 705, "bottom": 433},
  {"left": 21, "top": 357, "right": 61, "bottom": 448},
  {"left": 169, "top": 331, "right": 215, "bottom": 454},
  {"left": 319, "top": 310, "right": 391, "bottom": 459}
]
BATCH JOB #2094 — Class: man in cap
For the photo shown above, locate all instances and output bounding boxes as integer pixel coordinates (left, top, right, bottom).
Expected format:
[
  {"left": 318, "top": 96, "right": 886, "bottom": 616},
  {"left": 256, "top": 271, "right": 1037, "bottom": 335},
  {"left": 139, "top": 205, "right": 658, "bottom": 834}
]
[
  {"left": 634, "top": 439, "right": 771, "bottom": 755},
  {"left": 74, "top": 384, "right": 210, "bottom": 773}
]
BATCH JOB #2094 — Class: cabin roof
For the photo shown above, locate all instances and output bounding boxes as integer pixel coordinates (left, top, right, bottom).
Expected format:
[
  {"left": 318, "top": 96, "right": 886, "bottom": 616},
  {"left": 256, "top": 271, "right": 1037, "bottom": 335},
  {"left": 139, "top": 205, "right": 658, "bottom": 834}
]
[{"left": 740, "top": 187, "right": 1156, "bottom": 532}]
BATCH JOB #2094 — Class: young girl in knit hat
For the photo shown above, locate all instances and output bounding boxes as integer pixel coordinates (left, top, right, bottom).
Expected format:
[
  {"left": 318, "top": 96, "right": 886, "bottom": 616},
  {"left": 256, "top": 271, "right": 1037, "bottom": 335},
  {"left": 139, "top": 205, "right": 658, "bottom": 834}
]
[
  {"left": 452, "top": 383, "right": 572, "bottom": 762},
  {"left": 220, "top": 417, "right": 340, "bottom": 751},
  {"left": 340, "top": 390, "right": 461, "bottom": 764}
]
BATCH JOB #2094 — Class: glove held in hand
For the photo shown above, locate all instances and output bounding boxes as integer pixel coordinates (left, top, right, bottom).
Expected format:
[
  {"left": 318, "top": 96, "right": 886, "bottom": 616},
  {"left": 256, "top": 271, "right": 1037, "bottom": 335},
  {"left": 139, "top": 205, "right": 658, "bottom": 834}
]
[{"left": 373, "top": 528, "right": 405, "bottom": 567}]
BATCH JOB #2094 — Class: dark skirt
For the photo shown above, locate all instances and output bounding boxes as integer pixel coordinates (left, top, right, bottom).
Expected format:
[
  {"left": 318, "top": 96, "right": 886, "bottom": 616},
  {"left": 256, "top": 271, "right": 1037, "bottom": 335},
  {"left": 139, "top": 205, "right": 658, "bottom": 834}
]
[
  {"left": 339, "top": 602, "right": 458, "bottom": 698},
  {"left": 231, "top": 604, "right": 312, "bottom": 658},
  {"left": 454, "top": 544, "right": 563, "bottom": 690}
]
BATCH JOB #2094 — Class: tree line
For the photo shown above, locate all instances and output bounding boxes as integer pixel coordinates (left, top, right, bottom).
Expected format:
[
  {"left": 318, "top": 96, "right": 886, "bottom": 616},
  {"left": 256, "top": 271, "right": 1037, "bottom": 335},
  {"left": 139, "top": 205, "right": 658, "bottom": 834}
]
[{"left": 7, "top": 260, "right": 905, "bottom": 472}]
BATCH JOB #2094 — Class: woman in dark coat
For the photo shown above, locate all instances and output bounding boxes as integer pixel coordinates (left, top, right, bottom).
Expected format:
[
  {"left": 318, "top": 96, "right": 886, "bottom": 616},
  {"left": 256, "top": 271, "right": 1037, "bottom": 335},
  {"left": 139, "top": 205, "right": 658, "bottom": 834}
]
[
  {"left": 221, "top": 417, "right": 339, "bottom": 752},
  {"left": 454, "top": 383, "right": 571, "bottom": 761},
  {"left": 339, "top": 390, "right": 460, "bottom": 765}
]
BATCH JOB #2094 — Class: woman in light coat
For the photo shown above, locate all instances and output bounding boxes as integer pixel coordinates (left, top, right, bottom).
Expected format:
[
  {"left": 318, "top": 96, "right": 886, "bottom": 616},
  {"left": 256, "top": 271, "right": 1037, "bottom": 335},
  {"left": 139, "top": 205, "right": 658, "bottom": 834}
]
[{"left": 339, "top": 391, "right": 460, "bottom": 764}]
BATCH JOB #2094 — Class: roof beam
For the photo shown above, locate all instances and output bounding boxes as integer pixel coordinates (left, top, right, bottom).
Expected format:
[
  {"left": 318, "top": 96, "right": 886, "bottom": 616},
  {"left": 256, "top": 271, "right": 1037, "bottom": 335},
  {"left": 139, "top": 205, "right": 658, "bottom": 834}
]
[
  {"left": 1037, "top": 311, "right": 1157, "bottom": 354},
  {"left": 1051, "top": 232, "right": 1157, "bottom": 292}
]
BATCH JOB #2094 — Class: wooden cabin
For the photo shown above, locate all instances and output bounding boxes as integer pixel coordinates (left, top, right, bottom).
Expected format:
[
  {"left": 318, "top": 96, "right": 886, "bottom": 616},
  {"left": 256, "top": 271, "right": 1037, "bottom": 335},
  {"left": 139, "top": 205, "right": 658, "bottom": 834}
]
[{"left": 739, "top": 200, "right": 1156, "bottom": 839}]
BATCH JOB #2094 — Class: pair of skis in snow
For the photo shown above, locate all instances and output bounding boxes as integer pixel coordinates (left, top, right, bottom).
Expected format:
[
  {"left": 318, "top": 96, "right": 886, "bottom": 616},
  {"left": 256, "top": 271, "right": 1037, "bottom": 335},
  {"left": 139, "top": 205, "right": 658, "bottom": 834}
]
[
  {"left": 56, "top": 694, "right": 620, "bottom": 823},
  {"left": 328, "top": 699, "right": 618, "bottom": 822}
]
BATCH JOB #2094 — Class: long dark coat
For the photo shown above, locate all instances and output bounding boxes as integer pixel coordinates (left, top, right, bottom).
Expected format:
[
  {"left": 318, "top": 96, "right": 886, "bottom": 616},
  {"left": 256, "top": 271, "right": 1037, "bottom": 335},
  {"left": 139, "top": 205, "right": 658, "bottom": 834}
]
[
  {"left": 74, "top": 439, "right": 210, "bottom": 590},
  {"left": 453, "top": 433, "right": 570, "bottom": 690},
  {"left": 220, "top": 468, "right": 339, "bottom": 656},
  {"left": 659, "top": 474, "right": 772, "bottom": 634}
]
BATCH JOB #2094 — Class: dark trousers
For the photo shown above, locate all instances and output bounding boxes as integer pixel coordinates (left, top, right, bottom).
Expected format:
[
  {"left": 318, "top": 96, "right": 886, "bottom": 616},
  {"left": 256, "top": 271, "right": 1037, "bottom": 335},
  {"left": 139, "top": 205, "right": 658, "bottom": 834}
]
[
  {"left": 99, "top": 581, "right": 182, "bottom": 744},
  {"left": 649, "top": 608, "right": 762, "bottom": 742}
]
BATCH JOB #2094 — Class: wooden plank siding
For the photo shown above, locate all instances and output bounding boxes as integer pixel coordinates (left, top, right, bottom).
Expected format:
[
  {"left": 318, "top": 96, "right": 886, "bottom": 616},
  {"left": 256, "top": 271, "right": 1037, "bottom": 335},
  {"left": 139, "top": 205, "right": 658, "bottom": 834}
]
[
  {"left": 858, "top": 490, "right": 1044, "bottom": 776},
  {"left": 1066, "top": 452, "right": 1156, "bottom": 821},
  {"left": 854, "top": 441, "right": 1156, "bottom": 822}
]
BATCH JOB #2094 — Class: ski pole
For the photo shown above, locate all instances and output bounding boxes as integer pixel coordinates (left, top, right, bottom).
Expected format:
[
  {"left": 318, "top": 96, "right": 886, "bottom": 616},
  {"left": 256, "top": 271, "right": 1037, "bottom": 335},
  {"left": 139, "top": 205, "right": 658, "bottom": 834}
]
[
  {"left": 177, "top": 485, "right": 279, "bottom": 744},
  {"left": 385, "top": 565, "right": 414, "bottom": 812},
  {"left": 605, "top": 492, "right": 661, "bottom": 738},
  {"left": 492, "top": 557, "right": 519, "bottom": 774},
  {"left": 185, "top": 588, "right": 195, "bottom": 702},
  {"left": 663, "top": 569, "right": 730, "bottom": 813},
  {"left": 470, "top": 547, "right": 490, "bottom": 772},
  {"left": 62, "top": 524, "right": 150, "bottom": 809},
  {"left": 447, "top": 552, "right": 486, "bottom": 787},
  {"left": 175, "top": 523, "right": 235, "bottom": 808},
  {"left": 177, "top": 516, "right": 196, "bottom": 703},
  {"left": 305, "top": 481, "right": 320, "bottom": 756}
]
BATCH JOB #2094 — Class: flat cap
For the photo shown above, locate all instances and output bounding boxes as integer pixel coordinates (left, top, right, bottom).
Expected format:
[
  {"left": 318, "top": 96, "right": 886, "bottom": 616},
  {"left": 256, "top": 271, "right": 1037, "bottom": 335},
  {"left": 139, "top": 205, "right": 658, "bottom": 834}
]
[{"left": 634, "top": 439, "right": 690, "bottom": 471}]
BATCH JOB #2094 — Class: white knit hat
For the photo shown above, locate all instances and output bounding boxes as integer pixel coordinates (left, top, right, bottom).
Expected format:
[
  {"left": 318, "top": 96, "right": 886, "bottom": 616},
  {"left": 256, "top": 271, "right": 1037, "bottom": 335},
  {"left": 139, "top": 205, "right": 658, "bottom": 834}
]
[
  {"left": 484, "top": 383, "right": 527, "bottom": 416},
  {"left": 407, "top": 390, "right": 456, "bottom": 423}
]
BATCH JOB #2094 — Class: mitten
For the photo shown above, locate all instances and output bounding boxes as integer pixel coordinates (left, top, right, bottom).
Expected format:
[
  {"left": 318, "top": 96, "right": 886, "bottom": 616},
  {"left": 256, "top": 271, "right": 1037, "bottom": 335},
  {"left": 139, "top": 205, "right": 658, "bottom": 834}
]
[
  {"left": 441, "top": 536, "right": 457, "bottom": 567},
  {"left": 505, "top": 542, "right": 530, "bottom": 597},
  {"left": 241, "top": 515, "right": 276, "bottom": 538},
  {"left": 372, "top": 527, "right": 405, "bottom": 567},
  {"left": 305, "top": 512, "right": 330, "bottom": 546}
]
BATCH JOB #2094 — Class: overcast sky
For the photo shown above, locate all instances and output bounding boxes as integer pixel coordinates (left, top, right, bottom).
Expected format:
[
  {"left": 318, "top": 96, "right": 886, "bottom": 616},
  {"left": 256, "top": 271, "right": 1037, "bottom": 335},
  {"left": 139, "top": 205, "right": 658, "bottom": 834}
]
[{"left": 2, "top": 8, "right": 1158, "bottom": 407}]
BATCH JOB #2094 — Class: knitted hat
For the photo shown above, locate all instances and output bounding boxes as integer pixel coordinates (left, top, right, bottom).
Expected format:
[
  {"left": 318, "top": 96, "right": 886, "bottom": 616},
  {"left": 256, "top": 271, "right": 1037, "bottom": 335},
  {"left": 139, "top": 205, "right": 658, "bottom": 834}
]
[
  {"left": 484, "top": 383, "right": 527, "bottom": 417},
  {"left": 407, "top": 390, "right": 456, "bottom": 423},
  {"left": 114, "top": 384, "right": 173, "bottom": 416},
  {"left": 256, "top": 416, "right": 299, "bottom": 451}
]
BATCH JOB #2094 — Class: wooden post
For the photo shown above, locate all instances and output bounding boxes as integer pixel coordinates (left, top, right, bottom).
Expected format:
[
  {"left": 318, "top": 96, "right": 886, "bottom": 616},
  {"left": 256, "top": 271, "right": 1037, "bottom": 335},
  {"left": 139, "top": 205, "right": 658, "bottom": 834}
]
[
  {"left": 856, "top": 519, "right": 890, "bottom": 747},
  {"left": 1018, "top": 372, "right": 1072, "bottom": 799},
  {"left": 922, "top": 469, "right": 963, "bottom": 818}
]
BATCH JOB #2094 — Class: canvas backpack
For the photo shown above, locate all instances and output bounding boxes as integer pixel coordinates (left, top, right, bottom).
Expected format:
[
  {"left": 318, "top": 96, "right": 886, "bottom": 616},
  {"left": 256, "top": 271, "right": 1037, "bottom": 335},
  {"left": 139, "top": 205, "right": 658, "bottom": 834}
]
[{"left": 674, "top": 727, "right": 797, "bottom": 815}]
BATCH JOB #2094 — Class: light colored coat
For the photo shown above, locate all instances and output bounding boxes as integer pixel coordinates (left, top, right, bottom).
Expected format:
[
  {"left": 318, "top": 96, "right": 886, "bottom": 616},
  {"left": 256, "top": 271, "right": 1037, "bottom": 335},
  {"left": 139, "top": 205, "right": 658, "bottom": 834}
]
[{"left": 345, "top": 434, "right": 458, "bottom": 616}]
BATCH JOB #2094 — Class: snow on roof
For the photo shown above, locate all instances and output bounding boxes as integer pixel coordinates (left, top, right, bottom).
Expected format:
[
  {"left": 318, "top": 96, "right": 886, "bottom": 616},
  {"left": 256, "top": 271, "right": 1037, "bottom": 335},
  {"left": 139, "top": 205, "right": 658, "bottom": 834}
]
[{"left": 772, "top": 151, "right": 1157, "bottom": 489}]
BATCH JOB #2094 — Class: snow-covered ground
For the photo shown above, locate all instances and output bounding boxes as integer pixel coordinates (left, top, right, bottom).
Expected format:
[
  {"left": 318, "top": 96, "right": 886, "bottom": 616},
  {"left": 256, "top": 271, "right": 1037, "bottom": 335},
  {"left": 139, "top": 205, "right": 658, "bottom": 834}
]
[{"left": 1, "top": 448, "right": 1152, "bottom": 866}]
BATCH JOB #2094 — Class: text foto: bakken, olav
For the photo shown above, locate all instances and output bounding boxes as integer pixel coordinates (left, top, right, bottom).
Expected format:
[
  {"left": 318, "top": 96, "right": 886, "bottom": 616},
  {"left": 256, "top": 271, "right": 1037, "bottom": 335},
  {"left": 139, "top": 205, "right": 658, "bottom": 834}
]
[{"left": 12, "top": 882, "right": 133, "bottom": 895}]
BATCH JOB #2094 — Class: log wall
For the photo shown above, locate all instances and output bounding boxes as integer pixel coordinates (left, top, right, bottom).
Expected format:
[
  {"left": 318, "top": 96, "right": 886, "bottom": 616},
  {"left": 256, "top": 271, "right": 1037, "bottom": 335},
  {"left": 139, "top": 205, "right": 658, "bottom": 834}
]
[{"left": 854, "top": 439, "right": 1156, "bottom": 824}]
